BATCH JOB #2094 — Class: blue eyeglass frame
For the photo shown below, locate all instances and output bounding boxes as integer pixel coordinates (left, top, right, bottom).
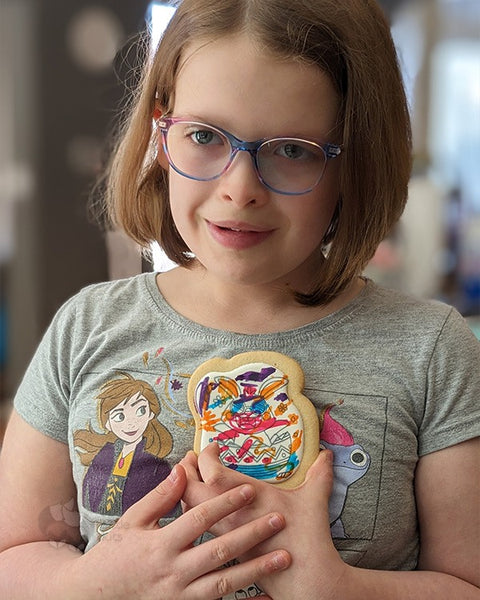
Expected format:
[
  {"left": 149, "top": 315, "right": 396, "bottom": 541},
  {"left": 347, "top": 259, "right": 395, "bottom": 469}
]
[{"left": 157, "top": 116, "right": 342, "bottom": 196}]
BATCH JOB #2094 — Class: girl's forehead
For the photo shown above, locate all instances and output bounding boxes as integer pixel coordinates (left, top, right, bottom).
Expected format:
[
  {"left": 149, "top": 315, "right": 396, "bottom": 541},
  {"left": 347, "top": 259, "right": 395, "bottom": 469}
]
[{"left": 172, "top": 34, "right": 340, "bottom": 138}]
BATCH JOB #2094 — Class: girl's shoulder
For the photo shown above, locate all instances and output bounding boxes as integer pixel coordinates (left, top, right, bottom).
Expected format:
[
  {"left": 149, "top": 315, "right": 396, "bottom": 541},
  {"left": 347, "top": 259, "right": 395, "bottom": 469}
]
[
  {"left": 40, "top": 273, "right": 161, "bottom": 348},
  {"left": 362, "top": 280, "right": 477, "bottom": 346},
  {"left": 55, "top": 273, "right": 157, "bottom": 320},
  {"left": 72, "top": 272, "right": 156, "bottom": 305},
  {"left": 364, "top": 280, "right": 455, "bottom": 319}
]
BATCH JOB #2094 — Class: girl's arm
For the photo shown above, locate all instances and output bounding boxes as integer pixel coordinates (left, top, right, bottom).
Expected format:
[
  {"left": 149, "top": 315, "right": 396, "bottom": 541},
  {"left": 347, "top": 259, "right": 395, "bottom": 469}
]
[
  {"left": 0, "top": 411, "right": 290, "bottom": 600},
  {"left": 183, "top": 439, "right": 480, "bottom": 600},
  {"left": 341, "top": 437, "right": 480, "bottom": 599}
]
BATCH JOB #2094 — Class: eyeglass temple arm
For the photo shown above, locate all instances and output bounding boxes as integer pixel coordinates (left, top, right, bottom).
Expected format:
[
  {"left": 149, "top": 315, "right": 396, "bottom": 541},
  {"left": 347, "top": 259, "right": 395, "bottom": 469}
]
[{"left": 324, "top": 143, "right": 342, "bottom": 159}]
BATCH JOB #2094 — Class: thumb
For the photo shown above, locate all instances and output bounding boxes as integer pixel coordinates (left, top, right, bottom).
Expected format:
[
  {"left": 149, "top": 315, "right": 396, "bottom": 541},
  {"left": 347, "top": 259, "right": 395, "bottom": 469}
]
[
  {"left": 294, "top": 450, "right": 335, "bottom": 546},
  {"left": 198, "top": 442, "right": 247, "bottom": 491},
  {"left": 179, "top": 450, "right": 201, "bottom": 482},
  {"left": 302, "top": 449, "right": 334, "bottom": 506},
  {"left": 119, "top": 464, "right": 187, "bottom": 528}
]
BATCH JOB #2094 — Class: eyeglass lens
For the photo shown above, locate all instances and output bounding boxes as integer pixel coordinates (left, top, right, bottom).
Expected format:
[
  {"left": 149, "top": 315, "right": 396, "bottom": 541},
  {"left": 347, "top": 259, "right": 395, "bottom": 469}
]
[{"left": 163, "top": 121, "right": 329, "bottom": 194}]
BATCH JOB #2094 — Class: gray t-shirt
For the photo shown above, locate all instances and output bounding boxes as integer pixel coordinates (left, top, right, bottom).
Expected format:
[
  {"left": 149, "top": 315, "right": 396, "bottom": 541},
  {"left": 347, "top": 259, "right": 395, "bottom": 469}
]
[{"left": 14, "top": 273, "right": 480, "bottom": 597}]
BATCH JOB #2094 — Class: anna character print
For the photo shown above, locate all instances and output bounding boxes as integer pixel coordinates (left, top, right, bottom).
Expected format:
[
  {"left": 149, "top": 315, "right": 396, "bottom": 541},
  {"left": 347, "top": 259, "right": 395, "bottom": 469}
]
[{"left": 74, "top": 372, "right": 173, "bottom": 516}]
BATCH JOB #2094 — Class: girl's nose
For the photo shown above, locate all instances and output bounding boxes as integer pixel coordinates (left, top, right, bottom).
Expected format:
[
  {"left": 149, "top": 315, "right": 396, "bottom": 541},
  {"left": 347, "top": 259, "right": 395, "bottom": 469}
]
[{"left": 217, "top": 150, "right": 270, "bottom": 207}]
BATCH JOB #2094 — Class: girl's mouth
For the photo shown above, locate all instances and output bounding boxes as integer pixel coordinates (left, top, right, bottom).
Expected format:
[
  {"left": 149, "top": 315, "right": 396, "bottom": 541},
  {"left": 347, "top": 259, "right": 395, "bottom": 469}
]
[{"left": 207, "top": 220, "right": 273, "bottom": 250}]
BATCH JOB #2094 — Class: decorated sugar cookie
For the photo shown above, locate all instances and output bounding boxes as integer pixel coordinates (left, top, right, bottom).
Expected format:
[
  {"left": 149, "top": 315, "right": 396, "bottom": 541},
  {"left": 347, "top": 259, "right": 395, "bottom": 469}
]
[{"left": 188, "top": 351, "right": 319, "bottom": 488}]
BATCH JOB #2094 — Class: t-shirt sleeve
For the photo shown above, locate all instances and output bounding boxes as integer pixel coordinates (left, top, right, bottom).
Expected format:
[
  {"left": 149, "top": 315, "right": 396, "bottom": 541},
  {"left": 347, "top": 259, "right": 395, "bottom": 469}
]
[
  {"left": 13, "top": 295, "right": 79, "bottom": 443},
  {"left": 418, "top": 307, "right": 480, "bottom": 456}
]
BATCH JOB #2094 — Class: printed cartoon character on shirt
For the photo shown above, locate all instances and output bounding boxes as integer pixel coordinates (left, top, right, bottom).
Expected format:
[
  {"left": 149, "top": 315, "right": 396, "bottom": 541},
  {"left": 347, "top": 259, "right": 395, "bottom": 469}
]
[
  {"left": 320, "top": 403, "right": 371, "bottom": 538},
  {"left": 73, "top": 372, "right": 173, "bottom": 516}
]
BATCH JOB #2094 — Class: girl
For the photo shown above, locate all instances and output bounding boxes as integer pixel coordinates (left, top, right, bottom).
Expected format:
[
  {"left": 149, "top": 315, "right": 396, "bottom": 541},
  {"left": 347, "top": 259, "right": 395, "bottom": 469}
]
[{"left": 0, "top": 1, "right": 478, "bottom": 599}]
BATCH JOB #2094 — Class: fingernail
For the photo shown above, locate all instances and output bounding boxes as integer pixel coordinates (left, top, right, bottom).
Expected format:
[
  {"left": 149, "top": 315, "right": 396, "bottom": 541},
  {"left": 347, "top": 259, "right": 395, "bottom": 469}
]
[
  {"left": 271, "top": 551, "right": 289, "bottom": 570},
  {"left": 323, "top": 449, "right": 333, "bottom": 464},
  {"left": 269, "top": 514, "right": 284, "bottom": 531},
  {"left": 239, "top": 484, "right": 255, "bottom": 502},
  {"left": 169, "top": 465, "right": 178, "bottom": 483},
  {"left": 209, "top": 442, "right": 221, "bottom": 455}
]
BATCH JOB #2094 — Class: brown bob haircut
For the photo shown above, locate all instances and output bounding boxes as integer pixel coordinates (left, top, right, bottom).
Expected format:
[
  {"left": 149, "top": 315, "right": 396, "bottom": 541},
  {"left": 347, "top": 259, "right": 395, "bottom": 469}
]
[{"left": 103, "top": 0, "right": 412, "bottom": 306}]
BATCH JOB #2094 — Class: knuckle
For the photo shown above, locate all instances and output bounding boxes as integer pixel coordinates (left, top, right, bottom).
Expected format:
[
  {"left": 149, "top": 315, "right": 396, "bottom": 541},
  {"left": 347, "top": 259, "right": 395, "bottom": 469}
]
[
  {"left": 152, "top": 480, "right": 170, "bottom": 499},
  {"left": 215, "top": 574, "right": 232, "bottom": 596},
  {"left": 191, "top": 504, "right": 210, "bottom": 528},
  {"left": 211, "top": 540, "right": 230, "bottom": 564},
  {"left": 169, "top": 568, "right": 184, "bottom": 586},
  {"left": 159, "top": 568, "right": 184, "bottom": 594},
  {"left": 116, "top": 516, "right": 131, "bottom": 533},
  {"left": 204, "top": 470, "right": 228, "bottom": 489}
]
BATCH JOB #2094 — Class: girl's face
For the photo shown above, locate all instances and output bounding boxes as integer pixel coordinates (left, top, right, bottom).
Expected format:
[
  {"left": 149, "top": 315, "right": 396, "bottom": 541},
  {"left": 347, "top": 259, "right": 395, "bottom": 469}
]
[
  {"left": 160, "top": 33, "right": 341, "bottom": 293},
  {"left": 105, "top": 391, "right": 154, "bottom": 445}
]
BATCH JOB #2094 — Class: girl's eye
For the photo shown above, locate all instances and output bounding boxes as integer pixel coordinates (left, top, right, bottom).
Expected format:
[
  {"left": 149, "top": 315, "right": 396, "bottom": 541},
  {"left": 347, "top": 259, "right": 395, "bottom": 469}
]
[
  {"left": 193, "top": 130, "right": 214, "bottom": 144},
  {"left": 111, "top": 412, "right": 125, "bottom": 423},
  {"left": 136, "top": 406, "right": 147, "bottom": 417},
  {"left": 276, "top": 142, "right": 309, "bottom": 160},
  {"left": 187, "top": 128, "right": 223, "bottom": 146}
]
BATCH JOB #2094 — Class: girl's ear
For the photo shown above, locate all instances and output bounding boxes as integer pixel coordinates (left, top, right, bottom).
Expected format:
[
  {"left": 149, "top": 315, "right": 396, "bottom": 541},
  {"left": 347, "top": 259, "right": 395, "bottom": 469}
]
[
  {"left": 153, "top": 101, "right": 169, "bottom": 170},
  {"left": 153, "top": 101, "right": 163, "bottom": 121}
]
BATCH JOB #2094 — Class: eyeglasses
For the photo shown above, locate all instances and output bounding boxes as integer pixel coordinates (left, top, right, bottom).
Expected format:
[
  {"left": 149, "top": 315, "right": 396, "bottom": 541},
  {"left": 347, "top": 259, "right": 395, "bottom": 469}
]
[{"left": 157, "top": 117, "right": 342, "bottom": 196}]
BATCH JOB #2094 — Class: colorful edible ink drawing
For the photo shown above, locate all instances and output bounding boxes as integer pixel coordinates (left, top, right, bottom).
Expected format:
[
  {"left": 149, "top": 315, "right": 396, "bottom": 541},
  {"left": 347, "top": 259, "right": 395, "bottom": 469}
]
[{"left": 188, "top": 351, "right": 320, "bottom": 488}]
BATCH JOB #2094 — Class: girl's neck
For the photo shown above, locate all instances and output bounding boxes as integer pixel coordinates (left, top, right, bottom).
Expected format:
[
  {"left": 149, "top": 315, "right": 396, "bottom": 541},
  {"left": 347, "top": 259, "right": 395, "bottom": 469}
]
[{"left": 156, "top": 266, "right": 365, "bottom": 334}]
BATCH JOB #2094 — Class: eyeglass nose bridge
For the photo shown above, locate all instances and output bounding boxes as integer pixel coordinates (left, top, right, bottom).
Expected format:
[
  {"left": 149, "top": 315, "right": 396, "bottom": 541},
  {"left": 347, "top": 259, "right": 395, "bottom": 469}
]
[{"left": 225, "top": 135, "right": 263, "bottom": 174}]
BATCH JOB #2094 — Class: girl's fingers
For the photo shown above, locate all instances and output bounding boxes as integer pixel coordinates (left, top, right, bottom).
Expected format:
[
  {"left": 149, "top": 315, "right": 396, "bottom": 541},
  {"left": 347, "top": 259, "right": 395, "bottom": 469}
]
[
  {"left": 179, "top": 452, "right": 203, "bottom": 512},
  {"left": 182, "top": 443, "right": 249, "bottom": 512},
  {"left": 186, "top": 511, "right": 288, "bottom": 579},
  {"left": 179, "top": 450, "right": 200, "bottom": 476},
  {"left": 188, "top": 547, "right": 290, "bottom": 600},
  {"left": 181, "top": 477, "right": 214, "bottom": 515},
  {"left": 197, "top": 443, "right": 248, "bottom": 492},
  {"left": 180, "top": 451, "right": 220, "bottom": 516},
  {"left": 170, "top": 483, "right": 258, "bottom": 549},
  {"left": 179, "top": 451, "right": 201, "bottom": 485},
  {"left": 119, "top": 465, "right": 187, "bottom": 528}
]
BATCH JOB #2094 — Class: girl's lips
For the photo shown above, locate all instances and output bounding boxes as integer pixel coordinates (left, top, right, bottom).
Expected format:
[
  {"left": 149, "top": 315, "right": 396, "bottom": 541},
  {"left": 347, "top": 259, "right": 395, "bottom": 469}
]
[{"left": 207, "top": 220, "right": 273, "bottom": 250}]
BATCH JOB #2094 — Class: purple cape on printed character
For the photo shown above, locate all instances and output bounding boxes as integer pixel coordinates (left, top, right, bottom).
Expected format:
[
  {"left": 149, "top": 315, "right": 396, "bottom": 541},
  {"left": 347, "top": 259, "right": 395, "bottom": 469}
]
[{"left": 82, "top": 438, "right": 171, "bottom": 516}]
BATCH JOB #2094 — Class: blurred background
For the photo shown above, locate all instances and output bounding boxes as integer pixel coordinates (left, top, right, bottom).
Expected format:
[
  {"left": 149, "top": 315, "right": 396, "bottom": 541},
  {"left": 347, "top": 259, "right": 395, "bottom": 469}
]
[{"left": 1, "top": 0, "right": 479, "bottom": 439}]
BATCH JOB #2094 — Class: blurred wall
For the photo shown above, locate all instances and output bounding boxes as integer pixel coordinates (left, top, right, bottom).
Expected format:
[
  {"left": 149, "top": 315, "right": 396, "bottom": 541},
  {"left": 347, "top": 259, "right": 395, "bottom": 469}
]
[{"left": 1, "top": 0, "right": 149, "bottom": 399}]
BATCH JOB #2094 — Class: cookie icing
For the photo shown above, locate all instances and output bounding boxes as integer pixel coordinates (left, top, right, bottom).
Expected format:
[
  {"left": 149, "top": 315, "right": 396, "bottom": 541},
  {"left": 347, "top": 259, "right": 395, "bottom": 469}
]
[{"left": 188, "top": 352, "right": 319, "bottom": 487}]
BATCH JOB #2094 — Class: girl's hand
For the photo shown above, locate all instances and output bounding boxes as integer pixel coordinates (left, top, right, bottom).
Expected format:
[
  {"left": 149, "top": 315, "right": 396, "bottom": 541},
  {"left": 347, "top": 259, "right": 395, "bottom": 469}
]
[
  {"left": 182, "top": 444, "right": 350, "bottom": 600},
  {"left": 66, "top": 464, "right": 290, "bottom": 600}
]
